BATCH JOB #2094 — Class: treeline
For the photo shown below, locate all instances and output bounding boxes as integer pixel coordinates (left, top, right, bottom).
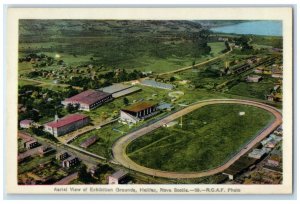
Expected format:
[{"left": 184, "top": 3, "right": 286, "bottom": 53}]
[{"left": 67, "top": 69, "right": 145, "bottom": 90}]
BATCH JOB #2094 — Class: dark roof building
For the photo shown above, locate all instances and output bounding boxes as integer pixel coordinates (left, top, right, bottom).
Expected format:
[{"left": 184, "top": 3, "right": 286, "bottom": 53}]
[
  {"left": 120, "top": 101, "right": 159, "bottom": 124},
  {"left": 62, "top": 90, "right": 112, "bottom": 111}
]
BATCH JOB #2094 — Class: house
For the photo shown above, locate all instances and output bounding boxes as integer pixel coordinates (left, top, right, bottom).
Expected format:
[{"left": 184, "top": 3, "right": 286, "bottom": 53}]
[
  {"left": 108, "top": 170, "right": 128, "bottom": 184},
  {"left": 80, "top": 135, "right": 98, "bottom": 148},
  {"left": 38, "top": 146, "right": 55, "bottom": 157},
  {"left": 120, "top": 101, "right": 159, "bottom": 124},
  {"left": 56, "top": 151, "right": 69, "bottom": 161},
  {"left": 140, "top": 79, "right": 174, "bottom": 90},
  {"left": 20, "top": 119, "right": 33, "bottom": 128},
  {"left": 62, "top": 156, "right": 79, "bottom": 168},
  {"left": 267, "top": 94, "right": 274, "bottom": 101},
  {"left": 62, "top": 90, "right": 113, "bottom": 111},
  {"left": 267, "top": 155, "right": 281, "bottom": 167},
  {"left": 246, "top": 75, "right": 262, "bottom": 83},
  {"left": 272, "top": 73, "right": 283, "bottom": 79},
  {"left": 248, "top": 148, "right": 266, "bottom": 159},
  {"left": 44, "top": 114, "right": 90, "bottom": 137},
  {"left": 273, "top": 85, "right": 281, "bottom": 91},
  {"left": 265, "top": 140, "right": 277, "bottom": 148},
  {"left": 24, "top": 140, "right": 39, "bottom": 149}
]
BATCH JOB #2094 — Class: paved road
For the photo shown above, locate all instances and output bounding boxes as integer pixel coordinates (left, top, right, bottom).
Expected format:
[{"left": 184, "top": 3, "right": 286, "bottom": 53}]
[{"left": 112, "top": 99, "right": 282, "bottom": 179}]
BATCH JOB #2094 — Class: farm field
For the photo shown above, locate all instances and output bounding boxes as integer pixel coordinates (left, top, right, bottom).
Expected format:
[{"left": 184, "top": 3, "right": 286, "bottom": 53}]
[{"left": 126, "top": 103, "right": 275, "bottom": 172}]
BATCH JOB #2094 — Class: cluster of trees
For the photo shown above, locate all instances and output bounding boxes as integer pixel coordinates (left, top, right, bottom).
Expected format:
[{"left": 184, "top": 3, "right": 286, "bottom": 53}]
[
  {"left": 18, "top": 85, "right": 79, "bottom": 122},
  {"left": 19, "top": 53, "right": 61, "bottom": 68},
  {"left": 77, "top": 163, "right": 114, "bottom": 184},
  {"left": 189, "top": 30, "right": 212, "bottom": 58},
  {"left": 66, "top": 69, "right": 145, "bottom": 90},
  {"left": 234, "top": 36, "right": 253, "bottom": 52},
  {"left": 221, "top": 41, "right": 231, "bottom": 53},
  {"left": 29, "top": 127, "right": 59, "bottom": 142}
]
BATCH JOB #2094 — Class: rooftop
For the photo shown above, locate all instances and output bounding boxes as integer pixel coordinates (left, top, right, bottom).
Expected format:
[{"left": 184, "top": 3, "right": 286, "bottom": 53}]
[
  {"left": 20, "top": 119, "right": 33, "bottom": 125},
  {"left": 100, "top": 84, "right": 132, "bottom": 94},
  {"left": 140, "top": 79, "right": 174, "bottom": 90},
  {"left": 80, "top": 135, "right": 98, "bottom": 148},
  {"left": 111, "top": 170, "right": 127, "bottom": 179},
  {"left": 64, "top": 90, "right": 111, "bottom": 106},
  {"left": 65, "top": 156, "right": 78, "bottom": 162},
  {"left": 122, "top": 101, "right": 157, "bottom": 113},
  {"left": 45, "top": 114, "right": 89, "bottom": 128}
]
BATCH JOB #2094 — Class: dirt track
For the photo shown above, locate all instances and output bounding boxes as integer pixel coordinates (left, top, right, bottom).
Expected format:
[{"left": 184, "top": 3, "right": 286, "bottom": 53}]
[{"left": 112, "top": 99, "right": 282, "bottom": 179}]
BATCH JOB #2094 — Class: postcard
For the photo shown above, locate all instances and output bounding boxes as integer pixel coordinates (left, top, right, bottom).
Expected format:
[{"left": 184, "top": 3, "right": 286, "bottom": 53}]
[{"left": 5, "top": 7, "right": 293, "bottom": 194}]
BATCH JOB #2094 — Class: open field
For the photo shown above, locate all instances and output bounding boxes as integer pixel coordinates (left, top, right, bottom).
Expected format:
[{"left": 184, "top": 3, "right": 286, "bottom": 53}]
[{"left": 127, "top": 103, "right": 274, "bottom": 172}]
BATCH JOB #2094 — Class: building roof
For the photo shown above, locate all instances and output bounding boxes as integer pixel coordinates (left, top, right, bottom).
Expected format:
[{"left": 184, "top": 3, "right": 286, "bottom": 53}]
[
  {"left": 45, "top": 114, "right": 89, "bottom": 128},
  {"left": 141, "top": 79, "right": 174, "bottom": 90},
  {"left": 111, "top": 170, "right": 127, "bottom": 179},
  {"left": 64, "top": 90, "right": 111, "bottom": 106},
  {"left": 100, "top": 84, "right": 132, "bottom": 94},
  {"left": 65, "top": 156, "right": 78, "bottom": 162},
  {"left": 268, "top": 155, "right": 281, "bottom": 162},
  {"left": 57, "top": 151, "right": 68, "bottom": 156},
  {"left": 80, "top": 135, "right": 98, "bottom": 148},
  {"left": 157, "top": 102, "right": 173, "bottom": 110},
  {"left": 247, "top": 75, "right": 262, "bottom": 79},
  {"left": 122, "top": 101, "right": 157, "bottom": 113},
  {"left": 20, "top": 119, "right": 33, "bottom": 125},
  {"left": 248, "top": 148, "right": 266, "bottom": 158},
  {"left": 112, "top": 86, "right": 141, "bottom": 98},
  {"left": 25, "top": 139, "right": 37, "bottom": 145}
]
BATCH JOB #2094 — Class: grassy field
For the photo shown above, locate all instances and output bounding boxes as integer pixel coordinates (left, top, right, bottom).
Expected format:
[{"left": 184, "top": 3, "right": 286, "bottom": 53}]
[
  {"left": 18, "top": 154, "right": 56, "bottom": 174},
  {"left": 227, "top": 76, "right": 278, "bottom": 100},
  {"left": 126, "top": 103, "right": 275, "bottom": 172}
]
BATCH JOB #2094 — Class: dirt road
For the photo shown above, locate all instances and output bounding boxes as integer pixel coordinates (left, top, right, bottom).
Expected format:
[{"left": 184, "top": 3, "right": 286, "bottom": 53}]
[
  {"left": 158, "top": 46, "right": 232, "bottom": 76},
  {"left": 112, "top": 99, "right": 282, "bottom": 179}
]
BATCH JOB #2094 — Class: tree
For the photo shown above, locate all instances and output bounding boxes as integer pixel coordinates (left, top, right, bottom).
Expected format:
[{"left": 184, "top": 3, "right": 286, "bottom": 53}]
[
  {"left": 78, "top": 164, "right": 94, "bottom": 183},
  {"left": 169, "top": 76, "right": 176, "bottom": 82},
  {"left": 66, "top": 103, "right": 79, "bottom": 113},
  {"left": 123, "top": 97, "right": 129, "bottom": 106}
]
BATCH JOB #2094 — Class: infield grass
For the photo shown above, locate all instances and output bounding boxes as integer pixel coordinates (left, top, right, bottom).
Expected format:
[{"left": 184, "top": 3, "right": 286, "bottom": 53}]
[{"left": 126, "top": 103, "right": 275, "bottom": 172}]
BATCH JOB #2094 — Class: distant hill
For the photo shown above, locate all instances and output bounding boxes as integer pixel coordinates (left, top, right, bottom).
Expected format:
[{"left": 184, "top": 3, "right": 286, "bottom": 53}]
[{"left": 19, "top": 20, "right": 208, "bottom": 42}]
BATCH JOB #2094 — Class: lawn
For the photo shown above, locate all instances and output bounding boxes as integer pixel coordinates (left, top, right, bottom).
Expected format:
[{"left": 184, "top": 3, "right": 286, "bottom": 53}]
[
  {"left": 126, "top": 103, "right": 275, "bottom": 172},
  {"left": 83, "top": 85, "right": 171, "bottom": 124}
]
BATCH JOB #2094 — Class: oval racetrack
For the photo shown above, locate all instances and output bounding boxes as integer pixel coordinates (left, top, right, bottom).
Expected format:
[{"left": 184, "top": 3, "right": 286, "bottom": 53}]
[{"left": 112, "top": 99, "right": 282, "bottom": 179}]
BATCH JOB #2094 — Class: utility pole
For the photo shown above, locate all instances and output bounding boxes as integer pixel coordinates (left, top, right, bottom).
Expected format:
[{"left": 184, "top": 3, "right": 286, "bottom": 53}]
[{"left": 180, "top": 116, "right": 183, "bottom": 128}]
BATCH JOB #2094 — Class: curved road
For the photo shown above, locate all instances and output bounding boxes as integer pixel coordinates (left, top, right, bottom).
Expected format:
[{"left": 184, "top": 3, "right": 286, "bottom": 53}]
[{"left": 112, "top": 99, "right": 282, "bottom": 179}]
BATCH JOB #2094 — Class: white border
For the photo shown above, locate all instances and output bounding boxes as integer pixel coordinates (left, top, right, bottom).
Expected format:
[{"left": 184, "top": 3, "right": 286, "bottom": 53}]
[{"left": 5, "top": 7, "right": 293, "bottom": 195}]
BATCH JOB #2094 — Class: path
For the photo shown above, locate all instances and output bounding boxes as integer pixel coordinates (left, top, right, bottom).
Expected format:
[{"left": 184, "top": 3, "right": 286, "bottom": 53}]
[{"left": 112, "top": 99, "right": 282, "bottom": 179}]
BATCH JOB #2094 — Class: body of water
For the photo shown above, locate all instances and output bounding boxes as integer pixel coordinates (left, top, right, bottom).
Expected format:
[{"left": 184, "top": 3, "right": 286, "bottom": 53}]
[{"left": 210, "top": 21, "right": 282, "bottom": 36}]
